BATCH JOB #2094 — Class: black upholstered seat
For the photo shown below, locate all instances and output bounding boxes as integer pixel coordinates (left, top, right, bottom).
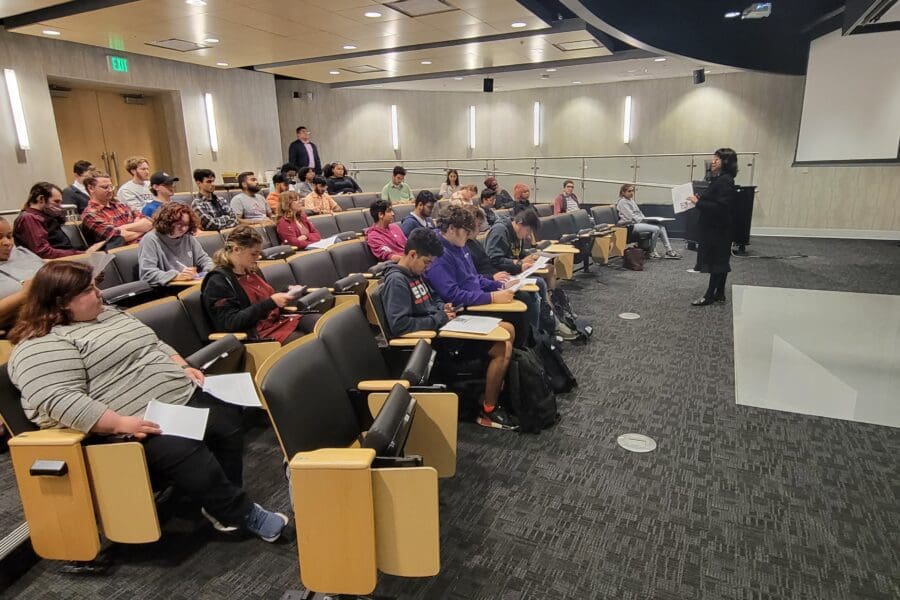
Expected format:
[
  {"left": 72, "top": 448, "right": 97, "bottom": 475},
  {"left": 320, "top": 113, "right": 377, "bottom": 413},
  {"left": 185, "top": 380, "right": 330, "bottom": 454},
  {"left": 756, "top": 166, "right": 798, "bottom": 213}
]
[
  {"left": 335, "top": 210, "right": 368, "bottom": 234},
  {"left": 329, "top": 240, "right": 377, "bottom": 278}
]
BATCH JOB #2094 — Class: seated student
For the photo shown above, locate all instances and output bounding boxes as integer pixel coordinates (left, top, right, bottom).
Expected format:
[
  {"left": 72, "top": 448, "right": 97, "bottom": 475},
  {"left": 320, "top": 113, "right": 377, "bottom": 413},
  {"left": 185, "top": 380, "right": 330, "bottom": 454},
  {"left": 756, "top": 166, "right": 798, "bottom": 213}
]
[
  {"left": 8, "top": 261, "right": 289, "bottom": 542},
  {"left": 141, "top": 171, "right": 179, "bottom": 218},
  {"left": 14, "top": 182, "right": 103, "bottom": 258},
  {"left": 201, "top": 226, "right": 317, "bottom": 344},
  {"left": 326, "top": 162, "right": 362, "bottom": 195},
  {"left": 303, "top": 176, "right": 342, "bottom": 215},
  {"left": 230, "top": 172, "right": 273, "bottom": 225},
  {"left": 62, "top": 160, "right": 94, "bottom": 214},
  {"left": 366, "top": 199, "right": 407, "bottom": 262},
  {"left": 276, "top": 191, "right": 321, "bottom": 250},
  {"left": 616, "top": 183, "right": 681, "bottom": 259},
  {"left": 138, "top": 203, "right": 214, "bottom": 287},
  {"left": 449, "top": 184, "right": 477, "bottom": 206},
  {"left": 81, "top": 172, "right": 153, "bottom": 246},
  {"left": 553, "top": 180, "right": 581, "bottom": 215},
  {"left": 399, "top": 190, "right": 436, "bottom": 237},
  {"left": 483, "top": 176, "right": 514, "bottom": 209},
  {"left": 439, "top": 169, "right": 460, "bottom": 200},
  {"left": 296, "top": 166, "right": 315, "bottom": 197},
  {"left": 265, "top": 173, "right": 290, "bottom": 213},
  {"left": 0, "top": 216, "right": 45, "bottom": 326},
  {"left": 381, "top": 166, "right": 413, "bottom": 203},
  {"left": 279, "top": 163, "right": 299, "bottom": 192},
  {"left": 475, "top": 188, "right": 498, "bottom": 230},
  {"left": 382, "top": 228, "right": 514, "bottom": 430},
  {"left": 117, "top": 156, "right": 154, "bottom": 212},
  {"left": 192, "top": 168, "right": 238, "bottom": 232},
  {"left": 511, "top": 183, "right": 533, "bottom": 216}
]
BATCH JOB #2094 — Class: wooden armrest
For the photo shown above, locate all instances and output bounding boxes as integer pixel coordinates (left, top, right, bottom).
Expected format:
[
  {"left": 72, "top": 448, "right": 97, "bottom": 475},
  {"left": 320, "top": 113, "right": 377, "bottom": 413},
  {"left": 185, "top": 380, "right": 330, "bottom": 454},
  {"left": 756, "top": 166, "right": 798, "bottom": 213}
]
[
  {"left": 362, "top": 273, "right": 374, "bottom": 279},
  {"left": 545, "top": 243, "right": 580, "bottom": 254},
  {"left": 533, "top": 267, "right": 550, "bottom": 275},
  {"left": 8, "top": 428, "right": 86, "bottom": 446},
  {"left": 283, "top": 306, "right": 298, "bottom": 312},
  {"left": 400, "top": 330, "right": 437, "bottom": 340},
  {"left": 357, "top": 379, "right": 411, "bottom": 392},
  {"left": 520, "top": 283, "right": 540, "bottom": 292},
  {"left": 466, "top": 299, "right": 527, "bottom": 313},
  {"left": 209, "top": 332, "right": 248, "bottom": 341},
  {"left": 388, "top": 338, "right": 430, "bottom": 347},
  {"left": 290, "top": 448, "right": 375, "bottom": 470},
  {"left": 167, "top": 279, "right": 202, "bottom": 286},
  {"left": 438, "top": 326, "right": 510, "bottom": 342}
]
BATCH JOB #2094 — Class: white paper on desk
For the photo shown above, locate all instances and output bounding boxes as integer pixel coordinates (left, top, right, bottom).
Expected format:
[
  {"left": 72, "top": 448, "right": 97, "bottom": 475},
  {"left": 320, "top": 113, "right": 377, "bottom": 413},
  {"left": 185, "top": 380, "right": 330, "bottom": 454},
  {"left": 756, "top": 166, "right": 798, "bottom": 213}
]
[
  {"left": 306, "top": 235, "right": 338, "bottom": 250},
  {"left": 202, "top": 373, "right": 262, "bottom": 408},
  {"left": 671, "top": 183, "right": 695, "bottom": 214},
  {"left": 641, "top": 216, "right": 675, "bottom": 223},
  {"left": 143, "top": 399, "right": 209, "bottom": 440},
  {"left": 506, "top": 277, "right": 538, "bottom": 292},
  {"left": 519, "top": 254, "right": 555, "bottom": 279},
  {"left": 440, "top": 315, "right": 501, "bottom": 335}
]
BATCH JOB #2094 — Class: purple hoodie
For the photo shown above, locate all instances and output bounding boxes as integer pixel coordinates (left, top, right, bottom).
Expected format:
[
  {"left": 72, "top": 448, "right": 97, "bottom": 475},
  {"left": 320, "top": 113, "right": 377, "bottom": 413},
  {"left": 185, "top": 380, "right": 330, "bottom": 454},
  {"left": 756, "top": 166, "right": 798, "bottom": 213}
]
[{"left": 425, "top": 234, "right": 502, "bottom": 307}]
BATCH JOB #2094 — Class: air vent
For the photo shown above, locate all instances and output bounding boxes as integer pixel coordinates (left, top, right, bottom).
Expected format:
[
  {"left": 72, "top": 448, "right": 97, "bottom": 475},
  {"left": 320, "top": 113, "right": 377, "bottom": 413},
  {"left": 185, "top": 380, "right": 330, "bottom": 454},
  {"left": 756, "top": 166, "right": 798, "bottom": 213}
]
[
  {"left": 146, "top": 38, "right": 209, "bottom": 52},
  {"left": 553, "top": 39, "right": 602, "bottom": 52},
  {"left": 342, "top": 64, "right": 387, "bottom": 74},
  {"left": 384, "top": 0, "right": 456, "bottom": 17}
]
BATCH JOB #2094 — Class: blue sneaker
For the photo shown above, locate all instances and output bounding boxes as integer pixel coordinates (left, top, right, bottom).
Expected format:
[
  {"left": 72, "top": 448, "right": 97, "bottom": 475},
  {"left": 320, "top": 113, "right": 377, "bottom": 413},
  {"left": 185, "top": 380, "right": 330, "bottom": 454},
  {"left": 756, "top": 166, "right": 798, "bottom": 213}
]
[{"left": 244, "top": 503, "right": 289, "bottom": 542}]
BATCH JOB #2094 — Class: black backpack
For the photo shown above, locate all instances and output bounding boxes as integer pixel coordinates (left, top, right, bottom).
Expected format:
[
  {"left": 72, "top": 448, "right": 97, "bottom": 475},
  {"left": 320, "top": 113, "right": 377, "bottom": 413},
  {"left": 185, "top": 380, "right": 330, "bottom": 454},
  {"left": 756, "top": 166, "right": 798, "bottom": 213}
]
[
  {"left": 534, "top": 331, "right": 577, "bottom": 394},
  {"left": 503, "top": 347, "right": 559, "bottom": 433},
  {"left": 550, "top": 288, "right": 593, "bottom": 342}
]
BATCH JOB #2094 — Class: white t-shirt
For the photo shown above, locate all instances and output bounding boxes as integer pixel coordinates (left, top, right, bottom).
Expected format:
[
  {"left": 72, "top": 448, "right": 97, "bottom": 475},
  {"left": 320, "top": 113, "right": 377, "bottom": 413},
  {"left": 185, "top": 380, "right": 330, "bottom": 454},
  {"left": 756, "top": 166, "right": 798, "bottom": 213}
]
[{"left": 118, "top": 180, "right": 153, "bottom": 212}]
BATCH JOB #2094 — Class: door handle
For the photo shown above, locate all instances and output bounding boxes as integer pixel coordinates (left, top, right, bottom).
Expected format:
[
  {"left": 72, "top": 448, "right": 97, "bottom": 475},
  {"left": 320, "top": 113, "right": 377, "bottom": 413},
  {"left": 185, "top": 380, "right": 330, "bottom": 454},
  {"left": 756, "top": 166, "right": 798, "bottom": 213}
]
[
  {"left": 100, "top": 151, "right": 111, "bottom": 176},
  {"left": 110, "top": 151, "right": 121, "bottom": 185}
]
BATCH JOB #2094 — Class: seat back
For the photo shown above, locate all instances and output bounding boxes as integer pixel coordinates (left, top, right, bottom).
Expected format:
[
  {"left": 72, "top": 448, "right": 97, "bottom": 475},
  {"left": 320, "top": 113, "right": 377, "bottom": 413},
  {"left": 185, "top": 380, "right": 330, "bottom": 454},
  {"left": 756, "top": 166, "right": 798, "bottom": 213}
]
[
  {"left": 363, "top": 211, "right": 374, "bottom": 227},
  {"left": 257, "top": 336, "right": 362, "bottom": 459},
  {"left": 494, "top": 208, "right": 510, "bottom": 222},
  {"left": 555, "top": 213, "right": 577, "bottom": 236},
  {"left": 334, "top": 196, "right": 356, "bottom": 211},
  {"left": 309, "top": 215, "right": 339, "bottom": 238},
  {"left": 537, "top": 216, "right": 561, "bottom": 242},
  {"left": 0, "top": 363, "right": 38, "bottom": 436},
  {"left": 393, "top": 204, "right": 414, "bottom": 221},
  {"left": 177, "top": 286, "right": 214, "bottom": 341},
  {"left": 570, "top": 209, "right": 593, "bottom": 231},
  {"left": 195, "top": 231, "right": 224, "bottom": 258},
  {"left": 61, "top": 222, "right": 87, "bottom": 251},
  {"left": 261, "top": 224, "right": 281, "bottom": 248},
  {"left": 287, "top": 249, "right": 340, "bottom": 288},
  {"left": 171, "top": 192, "right": 193, "bottom": 205},
  {"left": 329, "top": 240, "right": 377, "bottom": 278},
  {"left": 315, "top": 303, "right": 390, "bottom": 388},
  {"left": 127, "top": 297, "right": 204, "bottom": 357},
  {"left": 352, "top": 192, "right": 379, "bottom": 209},
  {"left": 366, "top": 282, "right": 395, "bottom": 340},
  {"left": 361, "top": 384, "right": 416, "bottom": 457},
  {"left": 591, "top": 205, "right": 618, "bottom": 225},
  {"left": 335, "top": 211, "right": 368, "bottom": 235},
  {"left": 249, "top": 224, "right": 274, "bottom": 248},
  {"left": 534, "top": 203, "right": 552, "bottom": 217},
  {"left": 259, "top": 260, "right": 297, "bottom": 292},
  {"left": 109, "top": 245, "right": 142, "bottom": 284}
]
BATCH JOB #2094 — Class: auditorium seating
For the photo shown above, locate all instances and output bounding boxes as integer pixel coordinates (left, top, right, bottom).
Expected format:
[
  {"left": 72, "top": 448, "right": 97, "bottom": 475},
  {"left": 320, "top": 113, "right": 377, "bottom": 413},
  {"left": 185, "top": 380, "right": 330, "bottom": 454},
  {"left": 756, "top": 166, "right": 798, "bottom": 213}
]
[
  {"left": 309, "top": 214, "right": 339, "bottom": 237},
  {"left": 334, "top": 210, "right": 368, "bottom": 235},
  {"left": 334, "top": 195, "right": 356, "bottom": 211},
  {"left": 60, "top": 222, "right": 88, "bottom": 251}
]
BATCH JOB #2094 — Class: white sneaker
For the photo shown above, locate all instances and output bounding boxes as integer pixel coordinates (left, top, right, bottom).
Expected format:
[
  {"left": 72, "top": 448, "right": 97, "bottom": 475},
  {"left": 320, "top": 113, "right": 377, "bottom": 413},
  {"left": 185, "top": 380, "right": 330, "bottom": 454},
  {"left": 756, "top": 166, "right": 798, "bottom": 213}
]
[{"left": 201, "top": 507, "right": 239, "bottom": 533}]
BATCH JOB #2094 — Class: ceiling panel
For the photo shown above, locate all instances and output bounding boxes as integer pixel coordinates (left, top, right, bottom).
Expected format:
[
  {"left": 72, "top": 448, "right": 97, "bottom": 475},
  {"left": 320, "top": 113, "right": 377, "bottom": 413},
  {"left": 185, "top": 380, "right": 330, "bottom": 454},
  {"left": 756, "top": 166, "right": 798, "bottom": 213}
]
[{"left": 0, "top": 0, "right": 71, "bottom": 20}]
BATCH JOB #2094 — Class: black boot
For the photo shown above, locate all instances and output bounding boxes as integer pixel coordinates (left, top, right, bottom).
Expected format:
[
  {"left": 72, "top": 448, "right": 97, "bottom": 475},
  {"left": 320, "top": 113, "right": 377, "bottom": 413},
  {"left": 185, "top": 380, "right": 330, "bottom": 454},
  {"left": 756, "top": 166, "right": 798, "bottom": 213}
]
[{"left": 691, "top": 297, "right": 715, "bottom": 306}]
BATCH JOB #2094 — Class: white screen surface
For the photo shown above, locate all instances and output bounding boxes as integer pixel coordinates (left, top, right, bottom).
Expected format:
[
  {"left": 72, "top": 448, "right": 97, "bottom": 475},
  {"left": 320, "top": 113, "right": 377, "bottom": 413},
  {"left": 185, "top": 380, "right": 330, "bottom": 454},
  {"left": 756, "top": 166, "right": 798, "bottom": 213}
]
[{"left": 795, "top": 29, "right": 900, "bottom": 163}]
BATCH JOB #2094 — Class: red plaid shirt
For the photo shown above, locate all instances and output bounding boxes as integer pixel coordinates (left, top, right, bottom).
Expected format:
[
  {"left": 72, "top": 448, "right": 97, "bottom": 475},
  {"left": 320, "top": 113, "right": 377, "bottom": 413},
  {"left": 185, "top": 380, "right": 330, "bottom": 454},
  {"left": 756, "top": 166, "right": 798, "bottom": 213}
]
[{"left": 81, "top": 198, "right": 145, "bottom": 243}]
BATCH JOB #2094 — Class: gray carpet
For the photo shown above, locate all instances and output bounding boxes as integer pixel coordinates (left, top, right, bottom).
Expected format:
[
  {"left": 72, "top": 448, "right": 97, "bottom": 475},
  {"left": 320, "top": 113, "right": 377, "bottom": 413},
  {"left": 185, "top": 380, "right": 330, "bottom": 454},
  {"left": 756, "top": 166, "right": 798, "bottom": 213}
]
[{"left": 2, "top": 237, "right": 899, "bottom": 599}]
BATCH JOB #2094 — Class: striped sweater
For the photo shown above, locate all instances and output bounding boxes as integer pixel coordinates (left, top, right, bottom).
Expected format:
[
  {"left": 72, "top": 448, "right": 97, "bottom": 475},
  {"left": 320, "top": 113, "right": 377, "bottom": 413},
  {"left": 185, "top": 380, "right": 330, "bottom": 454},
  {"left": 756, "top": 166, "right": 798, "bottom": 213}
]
[{"left": 9, "top": 308, "right": 194, "bottom": 432}]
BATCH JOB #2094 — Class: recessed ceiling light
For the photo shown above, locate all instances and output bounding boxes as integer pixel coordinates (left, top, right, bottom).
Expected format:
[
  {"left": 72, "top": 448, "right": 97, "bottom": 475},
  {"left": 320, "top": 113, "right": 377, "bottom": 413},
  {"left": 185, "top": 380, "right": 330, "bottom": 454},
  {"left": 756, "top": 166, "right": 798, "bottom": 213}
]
[
  {"left": 185, "top": 0, "right": 207, "bottom": 6},
  {"left": 329, "top": 70, "right": 341, "bottom": 75},
  {"left": 453, "top": 76, "right": 463, "bottom": 80},
  {"left": 653, "top": 57, "right": 667, "bottom": 62},
  {"left": 343, "top": 44, "right": 357, "bottom": 50},
  {"left": 204, "top": 37, "right": 219, "bottom": 43},
  {"left": 216, "top": 62, "right": 229, "bottom": 66},
  {"left": 572, "top": 80, "right": 582, "bottom": 84},
  {"left": 364, "top": 11, "right": 382, "bottom": 18},
  {"left": 42, "top": 29, "right": 61, "bottom": 36},
  {"left": 545, "top": 68, "right": 557, "bottom": 72},
  {"left": 725, "top": 11, "right": 740, "bottom": 18},
  {"left": 510, "top": 21, "right": 527, "bottom": 28},
  {"left": 420, "top": 60, "right": 432, "bottom": 65}
]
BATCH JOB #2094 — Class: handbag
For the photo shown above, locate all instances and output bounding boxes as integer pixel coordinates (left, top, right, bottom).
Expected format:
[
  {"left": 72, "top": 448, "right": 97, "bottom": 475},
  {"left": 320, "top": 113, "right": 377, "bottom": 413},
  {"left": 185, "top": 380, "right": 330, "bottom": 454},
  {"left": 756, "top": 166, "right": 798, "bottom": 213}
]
[{"left": 623, "top": 247, "right": 644, "bottom": 271}]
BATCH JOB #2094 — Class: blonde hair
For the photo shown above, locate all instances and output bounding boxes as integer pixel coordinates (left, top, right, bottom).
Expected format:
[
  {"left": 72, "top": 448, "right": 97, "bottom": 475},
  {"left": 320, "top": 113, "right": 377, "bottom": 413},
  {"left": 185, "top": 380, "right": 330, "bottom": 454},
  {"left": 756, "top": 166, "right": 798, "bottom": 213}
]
[
  {"left": 124, "top": 156, "right": 149, "bottom": 175},
  {"left": 213, "top": 226, "right": 264, "bottom": 271},
  {"left": 278, "top": 191, "right": 302, "bottom": 221}
]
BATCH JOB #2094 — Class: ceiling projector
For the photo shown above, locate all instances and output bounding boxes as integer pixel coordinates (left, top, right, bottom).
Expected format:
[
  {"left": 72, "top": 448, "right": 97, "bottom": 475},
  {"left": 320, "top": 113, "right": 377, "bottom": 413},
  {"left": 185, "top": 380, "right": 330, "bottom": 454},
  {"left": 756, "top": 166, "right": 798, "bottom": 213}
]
[{"left": 742, "top": 2, "right": 772, "bottom": 19}]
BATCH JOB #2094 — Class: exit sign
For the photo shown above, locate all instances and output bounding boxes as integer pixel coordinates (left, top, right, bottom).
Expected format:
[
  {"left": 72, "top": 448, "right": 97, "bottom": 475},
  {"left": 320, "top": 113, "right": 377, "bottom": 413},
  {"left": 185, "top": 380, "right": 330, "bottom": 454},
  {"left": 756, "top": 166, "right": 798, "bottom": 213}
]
[{"left": 107, "top": 55, "right": 128, "bottom": 73}]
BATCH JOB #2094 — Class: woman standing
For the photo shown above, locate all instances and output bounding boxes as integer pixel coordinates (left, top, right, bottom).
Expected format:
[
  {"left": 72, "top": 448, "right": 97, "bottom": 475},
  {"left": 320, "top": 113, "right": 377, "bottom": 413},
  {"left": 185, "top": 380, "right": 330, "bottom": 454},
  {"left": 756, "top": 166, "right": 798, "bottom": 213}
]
[
  {"left": 689, "top": 148, "right": 738, "bottom": 306},
  {"left": 553, "top": 180, "right": 580, "bottom": 214},
  {"left": 439, "top": 169, "right": 460, "bottom": 199}
]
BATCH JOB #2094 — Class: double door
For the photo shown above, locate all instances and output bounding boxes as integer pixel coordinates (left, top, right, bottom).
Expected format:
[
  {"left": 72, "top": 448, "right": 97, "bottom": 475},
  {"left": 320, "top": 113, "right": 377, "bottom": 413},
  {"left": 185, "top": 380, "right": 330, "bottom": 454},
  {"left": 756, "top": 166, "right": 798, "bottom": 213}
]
[{"left": 51, "top": 87, "right": 173, "bottom": 187}]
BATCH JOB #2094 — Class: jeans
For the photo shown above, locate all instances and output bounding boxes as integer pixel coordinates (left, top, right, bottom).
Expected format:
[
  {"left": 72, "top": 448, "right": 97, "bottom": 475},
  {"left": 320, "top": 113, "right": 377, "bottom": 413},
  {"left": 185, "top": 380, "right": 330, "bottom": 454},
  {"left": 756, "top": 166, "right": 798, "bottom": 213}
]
[{"left": 632, "top": 223, "right": 671, "bottom": 252}]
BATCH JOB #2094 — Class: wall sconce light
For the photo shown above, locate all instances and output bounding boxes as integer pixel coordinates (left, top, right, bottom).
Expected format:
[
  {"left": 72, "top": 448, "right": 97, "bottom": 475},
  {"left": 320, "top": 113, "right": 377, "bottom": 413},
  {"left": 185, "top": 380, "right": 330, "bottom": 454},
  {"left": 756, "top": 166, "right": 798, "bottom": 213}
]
[
  {"left": 468, "top": 105, "right": 476, "bottom": 150},
  {"left": 623, "top": 95, "right": 633, "bottom": 144},
  {"left": 533, "top": 101, "right": 542, "bottom": 146},
  {"left": 204, "top": 92, "right": 219, "bottom": 153},
  {"left": 4, "top": 69, "right": 30, "bottom": 150},
  {"left": 390, "top": 104, "right": 399, "bottom": 150}
]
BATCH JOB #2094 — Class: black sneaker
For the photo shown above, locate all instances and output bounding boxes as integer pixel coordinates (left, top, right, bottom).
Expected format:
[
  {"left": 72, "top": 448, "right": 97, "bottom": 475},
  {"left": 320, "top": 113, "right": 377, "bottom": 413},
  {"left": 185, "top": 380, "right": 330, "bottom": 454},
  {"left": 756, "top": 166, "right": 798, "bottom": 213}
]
[{"left": 476, "top": 408, "right": 519, "bottom": 431}]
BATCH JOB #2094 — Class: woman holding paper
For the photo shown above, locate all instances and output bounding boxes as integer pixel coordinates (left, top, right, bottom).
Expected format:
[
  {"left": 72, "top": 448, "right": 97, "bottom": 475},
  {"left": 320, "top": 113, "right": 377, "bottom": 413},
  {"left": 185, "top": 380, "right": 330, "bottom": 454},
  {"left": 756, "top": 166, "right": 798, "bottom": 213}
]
[
  {"left": 202, "top": 226, "right": 317, "bottom": 344},
  {"left": 138, "top": 203, "right": 214, "bottom": 286},
  {"left": 688, "top": 148, "right": 738, "bottom": 306},
  {"left": 7, "top": 261, "right": 289, "bottom": 543}
]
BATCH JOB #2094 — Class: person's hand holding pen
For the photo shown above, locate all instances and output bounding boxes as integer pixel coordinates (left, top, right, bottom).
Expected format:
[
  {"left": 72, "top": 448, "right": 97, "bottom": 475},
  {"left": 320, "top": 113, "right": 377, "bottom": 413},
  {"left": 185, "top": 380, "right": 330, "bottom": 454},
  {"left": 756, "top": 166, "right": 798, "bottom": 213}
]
[
  {"left": 174, "top": 260, "right": 199, "bottom": 281},
  {"left": 443, "top": 303, "right": 458, "bottom": 320}
]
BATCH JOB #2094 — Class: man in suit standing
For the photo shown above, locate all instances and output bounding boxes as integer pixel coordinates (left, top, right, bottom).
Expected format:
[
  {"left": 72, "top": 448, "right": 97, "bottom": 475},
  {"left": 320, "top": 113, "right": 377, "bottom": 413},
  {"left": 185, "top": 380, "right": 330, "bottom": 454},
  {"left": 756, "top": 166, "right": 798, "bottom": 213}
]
[
  {"left": 288, "top": 126, "right": 322, "bottom": 175},
  {"left": 62, "top": 160, "right": 94, "bottom": 213}
]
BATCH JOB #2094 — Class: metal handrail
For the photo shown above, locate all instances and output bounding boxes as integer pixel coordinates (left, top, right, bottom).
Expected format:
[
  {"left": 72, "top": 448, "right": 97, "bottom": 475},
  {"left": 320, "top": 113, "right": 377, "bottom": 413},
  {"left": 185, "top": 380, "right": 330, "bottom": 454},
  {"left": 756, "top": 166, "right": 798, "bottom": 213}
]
[{"left": 349, "top": 152, "right": 759, "bottom": 164}]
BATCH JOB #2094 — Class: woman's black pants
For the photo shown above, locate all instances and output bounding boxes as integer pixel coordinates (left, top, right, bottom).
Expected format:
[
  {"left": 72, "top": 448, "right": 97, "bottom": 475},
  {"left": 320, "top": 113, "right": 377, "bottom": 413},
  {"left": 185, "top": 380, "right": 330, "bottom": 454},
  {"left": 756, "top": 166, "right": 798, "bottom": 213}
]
[{"left": 704, "top": 272, "right": 728, "bottom": 300}]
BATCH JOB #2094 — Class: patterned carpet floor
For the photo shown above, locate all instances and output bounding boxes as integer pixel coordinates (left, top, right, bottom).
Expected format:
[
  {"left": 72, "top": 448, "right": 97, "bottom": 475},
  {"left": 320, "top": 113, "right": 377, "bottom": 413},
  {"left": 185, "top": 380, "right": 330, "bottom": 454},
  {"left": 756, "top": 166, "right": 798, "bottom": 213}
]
[{"left": 1, "top": 236, "right": 899, "bottom": 599}]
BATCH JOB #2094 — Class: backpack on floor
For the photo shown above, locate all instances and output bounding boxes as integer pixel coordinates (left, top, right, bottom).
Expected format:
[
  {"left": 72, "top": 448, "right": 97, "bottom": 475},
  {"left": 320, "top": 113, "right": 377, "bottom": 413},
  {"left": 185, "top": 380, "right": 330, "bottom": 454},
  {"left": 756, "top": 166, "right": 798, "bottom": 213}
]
[
  {"left": 538, "top": 297, "right": 557, "bottom": 335},
  {"left": 534, "top": 331, "right": 577, "bottom": 394},
  {"left": 550, "top": 288, "right": 592, "bottom": 342},
  {"left": 623, "top": 247, "right": 644, "bottom": 271},
  {"left": 503, "top": 346, "right": 559, "bottom": 433}
]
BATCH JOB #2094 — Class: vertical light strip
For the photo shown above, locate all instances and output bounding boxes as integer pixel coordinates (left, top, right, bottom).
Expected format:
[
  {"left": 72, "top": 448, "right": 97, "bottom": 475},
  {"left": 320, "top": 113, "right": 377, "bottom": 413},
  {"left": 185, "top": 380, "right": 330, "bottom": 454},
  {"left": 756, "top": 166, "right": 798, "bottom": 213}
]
[
  {"left": 204, "top": 92, "right": 219, "bottom": 153},
  {"left": 532, "top": 101, "right": 541, "bottom": 146},
  {"left": 390, "top": 104, "right": 399, "bottom": 150},
  {"left": 468, "top": 105, "right": 476, "bottom": 150},
  {"left": 623, "top": 95, "right": 633, "bottom": 144},
  {"left": 3, "top": 69, "right": 30, "bottom": 150}
]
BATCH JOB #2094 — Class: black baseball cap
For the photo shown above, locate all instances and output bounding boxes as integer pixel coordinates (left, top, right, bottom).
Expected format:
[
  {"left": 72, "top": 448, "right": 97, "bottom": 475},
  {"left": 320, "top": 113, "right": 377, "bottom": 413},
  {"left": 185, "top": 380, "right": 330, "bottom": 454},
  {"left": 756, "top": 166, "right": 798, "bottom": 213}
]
[{"left": 150, "top": 171, "right": 179, "bottom": 186}]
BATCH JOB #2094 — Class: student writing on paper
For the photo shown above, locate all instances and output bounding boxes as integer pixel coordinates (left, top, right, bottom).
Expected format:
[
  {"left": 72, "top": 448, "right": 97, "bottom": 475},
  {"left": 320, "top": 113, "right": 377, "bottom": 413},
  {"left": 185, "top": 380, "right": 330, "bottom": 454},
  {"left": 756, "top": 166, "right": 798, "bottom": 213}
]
[
  {"left": 615, "top": 184, "right": 681, "bottom": 260},
  {"left": 381, "top": 228, "right": 514, "bottom": 431},
  {"left": 138, "top": 203, "right": 214, "bottom": 286},
  {"left": 7, "top": 261, "right": 289, "bottom": 543},
  {"left": 202, "top": 226, "right": 318, "bottom": 344}
]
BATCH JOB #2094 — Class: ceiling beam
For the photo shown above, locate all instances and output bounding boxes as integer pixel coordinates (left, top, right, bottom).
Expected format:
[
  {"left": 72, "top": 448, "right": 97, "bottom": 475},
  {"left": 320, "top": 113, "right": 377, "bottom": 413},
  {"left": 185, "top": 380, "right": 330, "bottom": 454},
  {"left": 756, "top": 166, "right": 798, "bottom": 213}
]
[{"left": 1, "top": 0, "right": 140, "bottom": 29}]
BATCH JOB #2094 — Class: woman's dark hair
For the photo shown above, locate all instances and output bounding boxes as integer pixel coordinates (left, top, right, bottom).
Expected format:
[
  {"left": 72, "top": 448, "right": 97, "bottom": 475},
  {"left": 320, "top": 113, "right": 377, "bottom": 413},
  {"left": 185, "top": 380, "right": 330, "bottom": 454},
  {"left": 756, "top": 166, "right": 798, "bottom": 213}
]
[
  {"left": 445, "top": 169, "right": 459, "bottom": 185},
  {"left": 214, "top": 226, "right": 264, "bottom": 270},
  {"left": 280, "top": 162, "right": 299, "bottom": 175},
  {"left": 331, "top": 162, "right": 346, "bottom": 177},
  {"left": 714, "top": 148, "right": 739, "bottom": 177},
  {"left": 8, "top": 261, "right": 95, "bottom": 344},
  {"left": 370, "top": 198, "right": 392, "bottom": 221},
  {"left": 23, "top": 182, "right": 62, "bottom": 211},
  {"left": 405, "top": 227, "right": 443, "bottom": 258},
  {"left": 619, "top": 183, "right": 635, "bottom": 197},
  {"left": 438, "top": 205, "right": 476, "bottom": 234},
  {"left": 154, "top": 203, "right": 199, "bottom": 236},
  {"left": 322, "top": 163, "right": 334, "bottom": 178},
  {"left": 299, "top": 166, "right": 314, "bottom": 181}
]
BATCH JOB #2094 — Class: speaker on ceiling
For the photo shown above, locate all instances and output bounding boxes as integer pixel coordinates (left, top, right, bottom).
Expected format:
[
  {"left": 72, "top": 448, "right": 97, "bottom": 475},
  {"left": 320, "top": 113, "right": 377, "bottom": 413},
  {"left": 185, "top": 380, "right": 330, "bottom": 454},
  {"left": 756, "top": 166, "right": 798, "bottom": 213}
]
[
  {"left": 483, "top": 77, "right": 494, "bottom": 93},
  {"left": 693, "top": 68, "right": 706, "bottom": 84}
]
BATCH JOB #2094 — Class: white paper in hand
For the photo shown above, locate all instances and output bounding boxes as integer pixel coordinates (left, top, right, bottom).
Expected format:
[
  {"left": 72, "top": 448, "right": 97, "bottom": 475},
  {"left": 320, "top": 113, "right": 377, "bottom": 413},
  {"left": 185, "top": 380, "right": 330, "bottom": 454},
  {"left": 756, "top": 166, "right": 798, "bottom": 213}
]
[
  {"left": 143, "top": 399, "right": 209, "bottom": 440},
  {"left": 202, "top": 373, "right": 262, "bottom": 408},
  {"left": 672, "top": 183, "right": 695, "bottom": 214}
]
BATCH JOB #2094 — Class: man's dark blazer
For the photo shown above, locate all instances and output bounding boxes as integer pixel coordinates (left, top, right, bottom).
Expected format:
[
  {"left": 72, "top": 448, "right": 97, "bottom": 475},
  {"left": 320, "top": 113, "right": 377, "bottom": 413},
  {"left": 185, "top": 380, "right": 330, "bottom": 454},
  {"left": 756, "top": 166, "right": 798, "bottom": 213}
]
[
  {"left": 288, "top": 139, "right": 322, "bottom": 175},
  {"left": 62, "top": 185, "right": 90, "bottom": 213}
]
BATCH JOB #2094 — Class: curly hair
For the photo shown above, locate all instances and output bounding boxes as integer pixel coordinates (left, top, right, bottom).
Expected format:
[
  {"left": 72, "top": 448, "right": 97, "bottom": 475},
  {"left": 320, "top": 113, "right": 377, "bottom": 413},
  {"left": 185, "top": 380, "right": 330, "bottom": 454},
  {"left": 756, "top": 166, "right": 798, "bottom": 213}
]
[
  {"left": 213, "top": 226, "right": 264, "bottom": 271},
  {"left": 8, "top": 261, "right": 95, "bottom": 344},
  {"left": 153, "top": 203, "right": 199, "bottom": 236},
  {"left": 124, "top": 156, "right": 149, "bottom": 175},
  {"left": 437, "top": 204, "right": 476, "bottom": 234}
]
